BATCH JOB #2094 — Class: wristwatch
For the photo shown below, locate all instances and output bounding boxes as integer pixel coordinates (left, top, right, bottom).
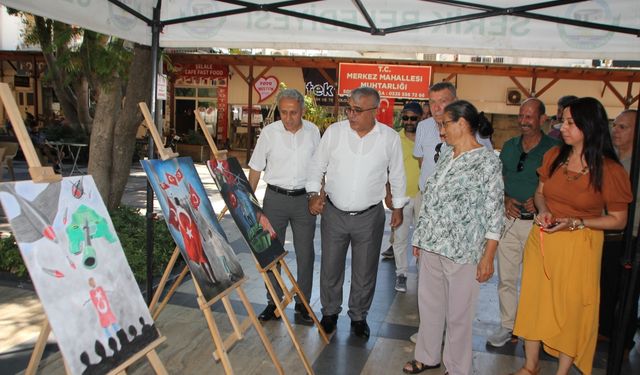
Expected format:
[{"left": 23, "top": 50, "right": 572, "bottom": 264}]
[
  {"left": 576, "top": 218, "right": 585, "bottom": 230},
  {"left": 306, "top": 192, "right": 319, "bottom": 200}
]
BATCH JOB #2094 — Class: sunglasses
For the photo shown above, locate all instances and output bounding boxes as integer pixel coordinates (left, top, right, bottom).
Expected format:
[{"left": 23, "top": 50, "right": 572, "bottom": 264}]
[
  {"left": 434, "top": 143, "right": 443, "bottom": 163},
  {"left": 517, "top": 152, "right": 528, "bottom": 172},
  {"left": 402, "top": 115, "right": 419, "bottom": 121}
]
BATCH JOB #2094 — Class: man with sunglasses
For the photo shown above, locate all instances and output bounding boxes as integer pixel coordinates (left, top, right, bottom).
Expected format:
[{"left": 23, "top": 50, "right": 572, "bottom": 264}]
[
  {"left": 306, "top": 86, "right": 407, "bottom": 338},
  {"left": 381, "top": 102, "right": 423, "bottom": 293},
  {"left": 487, "top": 97, "right": 559, "bottom": 347}
]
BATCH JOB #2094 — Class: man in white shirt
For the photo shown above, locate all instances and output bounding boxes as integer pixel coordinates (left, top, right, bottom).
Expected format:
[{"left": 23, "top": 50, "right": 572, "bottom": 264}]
[
  {"left": 248, "top": 88, "right": 321, "bottom": 324},
  {"left": 306, "top": 87, "right": 408, "bottom": 338}
]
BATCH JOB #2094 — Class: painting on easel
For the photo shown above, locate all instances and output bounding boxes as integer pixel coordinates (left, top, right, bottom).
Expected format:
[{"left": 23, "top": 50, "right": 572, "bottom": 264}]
[
  {"left": 207, "top": 157, "right": 285, "bottom": 269},
  {"left": 141, "top": 157, "right": 244, "bottom": 300},
  {"left": 0, "top": 176, "right": 159, "bottom": 375}
]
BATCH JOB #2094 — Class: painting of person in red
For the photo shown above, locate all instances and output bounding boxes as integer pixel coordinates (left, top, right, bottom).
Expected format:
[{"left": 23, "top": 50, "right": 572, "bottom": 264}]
[{"left": 88, "top": 277, "right": 121, "bottom": 339}]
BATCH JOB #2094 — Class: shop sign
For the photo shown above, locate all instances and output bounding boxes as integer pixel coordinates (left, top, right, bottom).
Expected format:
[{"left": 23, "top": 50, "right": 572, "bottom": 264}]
[
  {"left": 156, "top": 74, "right": 167, "bottom": 100},
  {"left": 338, "top": 63, "right": 431, "bottom": 99},
  {"left": 254, "top": 76, "right": 279, "bottom": 102},
  {"left": 174, "top": 63, "right": 228, "bottom": 86},
  {"left": 302, "top": 68, "right": 348, "bottom": 106}
]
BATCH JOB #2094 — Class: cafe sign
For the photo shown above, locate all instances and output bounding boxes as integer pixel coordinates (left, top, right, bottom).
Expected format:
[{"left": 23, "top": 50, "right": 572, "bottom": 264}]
[{"left": 338, "top": 63, "right": 431, "bottom": 99}]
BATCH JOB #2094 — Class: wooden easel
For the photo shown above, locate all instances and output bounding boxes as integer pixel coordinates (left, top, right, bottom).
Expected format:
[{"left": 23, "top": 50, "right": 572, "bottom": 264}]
[
  {"left": 194, "top": 109, "right": 330, "bottom": 373},
  {"left": 0, "top": 83, "right": 168, "bottom": 375},
  {"left": 257, "top": 252, "right": 330, "bottom": 374},
  {"left": 138, "top": 102, "right": 284, "bottom": 375}
]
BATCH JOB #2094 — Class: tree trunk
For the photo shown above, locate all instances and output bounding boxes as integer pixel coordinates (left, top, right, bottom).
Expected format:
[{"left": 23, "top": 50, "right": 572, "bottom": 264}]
[
  {"left": 74, "top": 77, "right": 93, "bottom": 134},
  {"left": 106, "top": 45, "right": 152, "bottom": 209},
  {"left": 87, "top": 75, "right": 122, "bottom": 204},
  {"left": 41, "top": 51, "right": 80, "bottom": 127}
]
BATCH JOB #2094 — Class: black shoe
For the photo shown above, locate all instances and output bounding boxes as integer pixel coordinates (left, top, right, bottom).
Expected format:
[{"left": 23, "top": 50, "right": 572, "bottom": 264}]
[
  {"left": 294, "top": 303, "right": 313, "bottom": 325},
  {"left": 320, "top": 314, "right": 338, "bottom": 334},
  {"left": 351, "top": 319, "right": 370, "bottom": 338},
  {"left": 258, "top": 304, "right": 280, "bottom": 321}
]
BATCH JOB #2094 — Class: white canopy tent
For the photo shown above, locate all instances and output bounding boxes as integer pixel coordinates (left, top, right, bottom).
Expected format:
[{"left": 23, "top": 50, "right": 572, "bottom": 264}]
[
  {"left": 2, "top": 0, "right": 639, "bottom": 59},
  {"left": 1, "top": 3, "right": 639, "bottom": 374}
]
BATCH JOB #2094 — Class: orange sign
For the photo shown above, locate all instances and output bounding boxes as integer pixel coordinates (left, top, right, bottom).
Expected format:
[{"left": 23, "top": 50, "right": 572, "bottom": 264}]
[{"left": 338, "top": 63, "right": 431, "bottom": 99}]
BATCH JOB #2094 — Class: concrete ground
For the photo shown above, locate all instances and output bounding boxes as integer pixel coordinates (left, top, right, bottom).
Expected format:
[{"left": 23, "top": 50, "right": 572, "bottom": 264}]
[{"left": 0, "top": 155, "right": 639, "bottom": 375}]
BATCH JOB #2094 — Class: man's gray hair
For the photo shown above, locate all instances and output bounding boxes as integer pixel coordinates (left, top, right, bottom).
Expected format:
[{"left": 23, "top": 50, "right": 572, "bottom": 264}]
[
  {"left": 277, "top": 88, "right": 305, "bottom": 109},
  {"left": 429, "top": 81, "right": 457, "bottom": 98},
  {"left": 351, "top": 86, "right": 381, "bottom": 107}
]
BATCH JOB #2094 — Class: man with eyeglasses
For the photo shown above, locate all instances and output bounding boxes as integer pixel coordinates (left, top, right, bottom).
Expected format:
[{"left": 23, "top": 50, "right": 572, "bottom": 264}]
[
  {"left": 381, "top": 102, "right": 423, "bottom": 294},
  {"left": 487, "top": 97, "right": 559, "bottom": 347},
  {"left": 248, "top": 88, "right": 320, "bottom": 324},
  {"left": 306, "top": 86, "right": 407, "bottom": 338}
]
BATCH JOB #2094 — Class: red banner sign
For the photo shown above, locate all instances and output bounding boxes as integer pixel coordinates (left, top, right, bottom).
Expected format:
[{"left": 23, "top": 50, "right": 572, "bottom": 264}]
[{"left": 338, "top": 63, "right": 431, "bottom": 100}]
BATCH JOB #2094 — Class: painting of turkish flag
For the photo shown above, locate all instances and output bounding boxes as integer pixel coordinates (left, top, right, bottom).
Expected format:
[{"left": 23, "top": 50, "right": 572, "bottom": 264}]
[
  {"left": 141, "top": 157, "right": 244, "bottom": 301},
  {"left": 376, "top": 98, "right": 395, "bottom": 127}
]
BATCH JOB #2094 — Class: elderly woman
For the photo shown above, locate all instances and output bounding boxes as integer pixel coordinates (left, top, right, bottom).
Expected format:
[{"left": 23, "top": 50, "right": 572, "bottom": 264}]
[
  {"left": 403, "top": 100, "right": 504, "bottom": 375},
  {"left": 512, "top": 97, "right": 632, "bottom": 375}
]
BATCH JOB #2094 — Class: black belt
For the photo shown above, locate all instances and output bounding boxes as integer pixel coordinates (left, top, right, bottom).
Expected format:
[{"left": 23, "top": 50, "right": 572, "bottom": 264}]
[
  {"left": 327, "top": 197, "right": 378, "bottom": 216},
  {"left": 267, "top": 184, "right": 306, "bottom": 197},
  {"left": 520, "top": 213, "right": 534, "bottom": 220}
]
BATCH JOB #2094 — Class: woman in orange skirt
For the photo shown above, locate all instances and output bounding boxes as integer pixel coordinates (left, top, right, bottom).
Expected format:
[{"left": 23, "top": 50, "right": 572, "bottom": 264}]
[{"left": 512, "top": 97, "right": 632, "bottom": 375}]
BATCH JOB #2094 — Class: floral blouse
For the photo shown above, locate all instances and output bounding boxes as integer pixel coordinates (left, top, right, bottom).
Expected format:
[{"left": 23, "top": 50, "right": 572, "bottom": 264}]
[{"left": 413, "top": 146, "right": 505, "bottom": 264}]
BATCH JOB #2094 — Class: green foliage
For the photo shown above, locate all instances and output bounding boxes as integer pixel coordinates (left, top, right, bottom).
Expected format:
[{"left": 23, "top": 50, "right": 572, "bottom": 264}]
[
  {"left": 108, "top": 206, "right": 176, "bottom": 284},
  {"left": 304, "top": 93, "right": 336, "bottom": 134},
  {"left": 0, "top": 236, "right": 27, "bottom": 277},
  {"left": 0, "top": 206, "right": 176, "bottom": 285}
]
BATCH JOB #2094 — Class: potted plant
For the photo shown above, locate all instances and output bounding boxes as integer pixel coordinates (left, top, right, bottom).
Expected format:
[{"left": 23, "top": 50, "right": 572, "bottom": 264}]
[{"left": 176, "top": 129, "right": 211, "bottom": 162}]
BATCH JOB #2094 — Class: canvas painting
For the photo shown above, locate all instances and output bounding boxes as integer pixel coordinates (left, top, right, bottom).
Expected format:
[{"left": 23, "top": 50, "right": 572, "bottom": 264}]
[
  {"left": 0, "top": 176, "right": 159, "bottom": 375},
  {"left": 207, "top": 157, "right": 285, "bottom": 269},
  {"left": 141, "top": 157, "right": 244, "bottom": 301}
]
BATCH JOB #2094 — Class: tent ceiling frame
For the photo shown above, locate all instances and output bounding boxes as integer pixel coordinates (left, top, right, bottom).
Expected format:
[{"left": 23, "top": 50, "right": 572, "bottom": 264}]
[{"left": 107, "top": 0, "right": 640, "bottom": 38}]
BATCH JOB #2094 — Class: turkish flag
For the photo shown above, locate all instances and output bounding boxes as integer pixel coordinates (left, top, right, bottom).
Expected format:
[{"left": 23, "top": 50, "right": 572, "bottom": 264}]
[
  {"left": 189, "top": 184, "right": 201, "bottom": 209},
  {"left": 376, "top": 98, "right": 395, "bottom": 127}
]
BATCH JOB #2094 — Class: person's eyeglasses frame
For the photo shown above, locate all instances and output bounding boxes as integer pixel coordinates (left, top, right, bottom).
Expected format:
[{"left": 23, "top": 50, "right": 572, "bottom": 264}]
[
  {"left": 345, "top": 106, "right": 378, "bottom": 116},
  {"left": 442, "top": 119, "right": 457, "bottom": 128},
  {"left": 401, "top": 115, "right": 419, "bottom": 122}
]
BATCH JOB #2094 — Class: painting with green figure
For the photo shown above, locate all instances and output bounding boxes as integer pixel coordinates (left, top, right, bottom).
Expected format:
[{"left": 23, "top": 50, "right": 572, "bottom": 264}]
[
  {"left": 66, "top": 205, "right": 117, "bottom": 269},
  {"left": 0, "top": 176, "right": 159, "bottom": 375}
]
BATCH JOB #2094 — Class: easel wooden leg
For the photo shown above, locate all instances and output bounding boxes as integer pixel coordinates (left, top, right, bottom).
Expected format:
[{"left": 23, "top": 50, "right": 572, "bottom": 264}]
[
  {"left": 194, "top": 287, "right": 235, "bottom": 375},
  {"left": 25, "top": 320, "right": 51, "bottom": 375},
  {"left": 149, "top": 247, "right": 181, "bottom": 312},
  {"left": 261, "top": 271, "right": 315, "bottom": 375},
  {"left": 280, "top": 260, "right": 329, "bottom": 344},
  {"left": 236, "top": 286, "right": 284, "bottom": 375},
  {"left": 221, "top": 295, "right": 243, "bottom": 340},
  {"left": 146, "top": 349, "right": 168, "bottom": 375},
  {"left": 151, "top": 265, "right": 189, "bottom": 321}
]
